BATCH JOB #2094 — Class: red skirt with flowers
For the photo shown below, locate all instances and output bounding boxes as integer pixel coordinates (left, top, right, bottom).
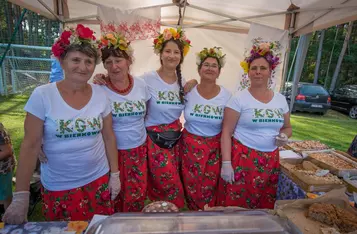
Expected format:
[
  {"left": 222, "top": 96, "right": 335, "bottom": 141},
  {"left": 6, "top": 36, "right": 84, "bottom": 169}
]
[
  {"left": 146, "top": 120, "right": 185, "bottom": 208},
  {"left": 42, "top": 174, "right": 114, "bottom": 221},
  {"left": 114, "top": 142, "right": 148, "bottom": 212},
  {"left": 216, "top": 139, "right": 280, "bottom": 209},
  {"left": 181, "top": 130, "right": 221, "bottom": 210}
]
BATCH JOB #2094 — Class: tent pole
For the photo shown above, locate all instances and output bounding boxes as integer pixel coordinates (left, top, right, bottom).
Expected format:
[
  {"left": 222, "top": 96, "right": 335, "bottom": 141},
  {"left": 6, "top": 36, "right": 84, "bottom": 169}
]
[
  {"left": 289, "top": 33, "right": 312, "bottom": 113},
  {"left": 37, "top": 0, "right": 62, "bottom": 22},
  {"left": 179, "top": 0, "right": 188, "bottom": 27},
  {"left": 65, "top": 14, "right": 98, "bottom": 23},
  {"left": 0, "top": 8, "right": 27, "bottom": 67}
]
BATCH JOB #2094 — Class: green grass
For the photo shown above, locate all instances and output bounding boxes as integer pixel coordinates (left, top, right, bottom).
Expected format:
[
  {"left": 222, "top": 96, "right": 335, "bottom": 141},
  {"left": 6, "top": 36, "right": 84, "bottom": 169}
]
[{"left": 0, "top": 95, "right": 356, "bottom": 221}]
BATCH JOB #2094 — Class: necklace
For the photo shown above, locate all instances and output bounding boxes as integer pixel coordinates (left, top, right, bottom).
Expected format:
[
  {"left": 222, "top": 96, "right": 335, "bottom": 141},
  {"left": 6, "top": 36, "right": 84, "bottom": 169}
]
[{"left": 108, "top": 75, "right": 133, "bottom": 94}]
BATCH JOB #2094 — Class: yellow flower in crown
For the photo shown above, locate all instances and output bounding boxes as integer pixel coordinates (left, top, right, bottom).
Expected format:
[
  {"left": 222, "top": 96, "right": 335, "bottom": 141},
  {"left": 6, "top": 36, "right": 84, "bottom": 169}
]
[
  {"left": 196, "top": 47, "right": 226, "bottom": 68},
  {"left": 240, "top": 61, "right": 249, "bottom": 73},
  {"left": 100, "top": 32, "right": 133, "bottom": 56},
  {"left": 153, "top": 27, "right": 191, "bottom": 56}
]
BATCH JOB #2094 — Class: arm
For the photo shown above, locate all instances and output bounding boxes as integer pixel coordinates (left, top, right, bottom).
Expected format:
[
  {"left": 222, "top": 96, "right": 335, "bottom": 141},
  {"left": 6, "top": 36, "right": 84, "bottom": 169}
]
[
  {"left": 16, "top": 113, "right": 44, "bottom": 191},
  {"left": 183, "top": 79, "right": 198, "bottom": 93},
  {"left": 102, "top": 113, "right": 121, "bottom": 200},
  {"left": 279, "top": 113, "right": 292, "bottom": 138},
  {"left": 221, "top": 108, "right": 240, "bottom": 161},
  {"left": 3, "top": 113, "right": 44, "bottom": 224},
  {"left": 102, "top": 113, "right": 118, "bottom": 173},
  {"left": 0, "top": 144, "right": 12, "bottom": 161}
]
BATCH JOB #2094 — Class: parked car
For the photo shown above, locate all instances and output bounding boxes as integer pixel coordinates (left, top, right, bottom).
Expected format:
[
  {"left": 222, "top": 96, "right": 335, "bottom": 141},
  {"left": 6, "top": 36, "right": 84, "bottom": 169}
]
[
  {"left": 330, "top": 85, "right": 357, "bottom": 119},
  {"left": 284, "top": 82, "right": 331, "bottom": 115}
]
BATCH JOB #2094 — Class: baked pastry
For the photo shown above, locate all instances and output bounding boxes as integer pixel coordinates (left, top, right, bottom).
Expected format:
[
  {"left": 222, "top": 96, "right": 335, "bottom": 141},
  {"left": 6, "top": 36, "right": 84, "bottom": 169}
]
[
  {"left": 309, "top": 153, "right": 357, "bottom": 170},
  {"left": 307, "top": 203, "right": 357, "bottom": 233},
  {"left": 142, "top": 201, "right": 179, "bottom": 213},
  {"left": 287, "top": 140, "right": 329, "bottom": 151}
]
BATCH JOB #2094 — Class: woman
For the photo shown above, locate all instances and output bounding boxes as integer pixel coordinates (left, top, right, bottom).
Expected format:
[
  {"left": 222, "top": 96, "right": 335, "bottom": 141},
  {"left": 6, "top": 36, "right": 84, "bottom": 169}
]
[
  {"left": 217, "top": 41, "right": 292, "bottom": 209},
  {"left": 143, "top": 28, "right": 194, "bottom": 208},
  {"left": 3, "top": 24, "right": 120, "bottom": 224},
  {"left": 96, "top": 32, "right": 150, "bottom": 212},
  {"left": 181, "top": 47, "right": 231, "bottom": 210}
]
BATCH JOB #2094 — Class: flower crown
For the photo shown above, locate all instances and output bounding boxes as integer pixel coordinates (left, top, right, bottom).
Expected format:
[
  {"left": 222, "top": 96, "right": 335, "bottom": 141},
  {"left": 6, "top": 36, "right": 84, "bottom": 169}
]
[
  {"left": 240, "top": 39, "right": 281, "bottom": 74},
  {"left": 196, "top": 47, "right": 226, "bottom": 68},
  {"left": 100, "top": 32, "right": 133, "bottom": 57},
  {"left": 153, "top": 27, "right": 191, "bottom": 56},
  {"left": 51, "top": 24, "right": 98, "bottom": 59}
]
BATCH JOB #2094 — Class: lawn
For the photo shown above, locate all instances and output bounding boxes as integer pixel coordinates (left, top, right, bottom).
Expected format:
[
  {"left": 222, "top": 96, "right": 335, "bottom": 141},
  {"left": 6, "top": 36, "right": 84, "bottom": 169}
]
[{"left": 0, "top": 94, "right": 356, "bottom": 221}]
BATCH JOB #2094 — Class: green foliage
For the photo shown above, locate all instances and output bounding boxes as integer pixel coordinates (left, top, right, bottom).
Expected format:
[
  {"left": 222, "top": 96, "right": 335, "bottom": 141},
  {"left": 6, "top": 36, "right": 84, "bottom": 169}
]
[{"left": 288, "top": 22, "right": 357, "bottom": 90}]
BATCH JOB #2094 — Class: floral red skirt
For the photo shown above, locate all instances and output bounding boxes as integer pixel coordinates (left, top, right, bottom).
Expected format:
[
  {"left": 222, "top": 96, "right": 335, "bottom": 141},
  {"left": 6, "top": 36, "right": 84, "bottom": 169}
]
[
  {"left": 146, "top": 119, "right": 185, "bottom": 208},
  {"left": 181, "top": 130, "right": 221, "bottom": 210},
  {"left": 216, "top": 139, "right": 280, "bottom": 209},
  {"left": 42, "top": 174, "right": 114, "bottom": 221},
  {"left": 114, "top": 142, "right": 148, "bottom": 212}
]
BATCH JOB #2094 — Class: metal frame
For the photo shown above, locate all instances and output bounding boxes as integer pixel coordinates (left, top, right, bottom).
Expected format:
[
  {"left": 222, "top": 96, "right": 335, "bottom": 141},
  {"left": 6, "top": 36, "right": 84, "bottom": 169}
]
[{"left": 37, "top": 0, "right": 62, "bottom": 22}]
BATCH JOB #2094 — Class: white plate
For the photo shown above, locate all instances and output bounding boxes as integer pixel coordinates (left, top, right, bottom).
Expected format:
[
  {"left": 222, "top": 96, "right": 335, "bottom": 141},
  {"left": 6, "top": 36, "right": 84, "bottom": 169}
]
[{"left": 311, "top": 104, "right": 323, "bottom": 108}]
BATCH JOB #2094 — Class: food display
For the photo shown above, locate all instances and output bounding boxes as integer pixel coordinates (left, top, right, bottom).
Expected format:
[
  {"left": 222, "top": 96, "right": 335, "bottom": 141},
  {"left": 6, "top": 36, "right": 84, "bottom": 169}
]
[
  {"left": 142, "top": 201, "right": 179, "bottom": 213},
  {"left": 307, "top": 203, "right": 357, "bottom": 233},
  {"left": 309, "top": 152, "right": 357, "bottom": 170},
  {"left": 344, "top": 175, "right": 357, "bottom": 193},
  {"left": 280, "top": 161, "right": 343, "bottom": 192},
  {"left": 286, "top": 140, "right": 329, "bottom": 152}
]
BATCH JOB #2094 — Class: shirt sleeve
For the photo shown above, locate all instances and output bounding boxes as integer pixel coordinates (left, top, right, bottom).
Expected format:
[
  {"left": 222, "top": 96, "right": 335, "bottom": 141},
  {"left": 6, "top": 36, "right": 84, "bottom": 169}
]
[
  {"left": 280, "top": 94, "right": 290, "bottom": 114},
  {"left": 226, "top": 92, "right": 242, "bottom": 113},
  {"left": 24, "top": 87, "right": 46, "bottom": 120},
  {"left": 145, "top": 83, "right": 151, "bottom": 102}
]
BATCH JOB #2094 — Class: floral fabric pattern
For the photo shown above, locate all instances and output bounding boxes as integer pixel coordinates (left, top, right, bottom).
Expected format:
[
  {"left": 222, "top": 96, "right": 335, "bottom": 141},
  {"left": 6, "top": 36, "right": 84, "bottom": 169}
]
[
  {"left": 216, "top": 139, "right": 280, "bottom": 209},
  {"left": 114, "top": 142, "right": 148, "bottom": 212},
  {"left": 276, "top": 172, "right": 307, "bottom": 200},
  {"left": 0, "top": 123, "right": 16, "bottom": 174},
  {"left": 146, "top": 120, "right": 185, "bottom": 208},
  {"left": 181, "top": 130, "right": 221, "bottom": 210},
  {"left": 42, "top": 174, "right": 114, "bottom": 221}
]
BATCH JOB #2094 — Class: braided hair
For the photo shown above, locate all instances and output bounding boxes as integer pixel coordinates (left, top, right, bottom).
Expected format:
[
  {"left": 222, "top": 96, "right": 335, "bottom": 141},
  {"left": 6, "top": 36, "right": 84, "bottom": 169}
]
[{"left": 160, "top": 39, "right": 185, "bottom": 104}]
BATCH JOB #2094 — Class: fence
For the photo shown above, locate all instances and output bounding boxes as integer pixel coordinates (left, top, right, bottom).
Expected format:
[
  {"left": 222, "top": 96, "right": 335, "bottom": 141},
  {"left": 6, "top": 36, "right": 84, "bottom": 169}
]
[{"left": 0, "top": 43, "right": 52, "bottom": 95}]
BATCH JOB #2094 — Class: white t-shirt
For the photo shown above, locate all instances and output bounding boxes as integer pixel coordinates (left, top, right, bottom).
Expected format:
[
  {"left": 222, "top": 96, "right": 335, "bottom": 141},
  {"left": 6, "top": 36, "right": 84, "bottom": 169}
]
[
  {"left": 184, "top": 86, "right": 231, "bottom": 137},
  {"left": 142, "top": 71, "right": 186, "bottom": 127},
  {"left": 99, "top": 77, "right": 150, "bottom": 150},
  {"left": 24, "top": 83, "right": 111, "bottom": 191},
  {"left": 227, "top": 89, "right": 289, "bottom": 152}
]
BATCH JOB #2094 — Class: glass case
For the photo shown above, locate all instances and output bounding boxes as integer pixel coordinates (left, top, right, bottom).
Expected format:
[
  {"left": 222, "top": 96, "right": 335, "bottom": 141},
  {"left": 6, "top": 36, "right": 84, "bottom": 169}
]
[{"left": 86, "top": 210, "right": 302, "bottom": 234}]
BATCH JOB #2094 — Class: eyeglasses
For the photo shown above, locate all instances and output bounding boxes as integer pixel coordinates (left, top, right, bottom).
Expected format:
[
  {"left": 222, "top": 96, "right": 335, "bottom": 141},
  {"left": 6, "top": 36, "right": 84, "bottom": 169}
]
[
  {"left": 202, "top": 63, "right": 219, "bottom": 69},
  {"left": 250, "top": 66, "right": 269, "bottom": 71}
]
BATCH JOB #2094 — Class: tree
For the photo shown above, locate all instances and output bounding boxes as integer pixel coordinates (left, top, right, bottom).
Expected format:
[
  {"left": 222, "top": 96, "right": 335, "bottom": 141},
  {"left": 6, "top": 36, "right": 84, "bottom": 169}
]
[
  {"left": 314, "top": 30, "right": 325, "bottom": 84},
  {"left": 329, "top": 22, "right": 354, "bottom": 93}
]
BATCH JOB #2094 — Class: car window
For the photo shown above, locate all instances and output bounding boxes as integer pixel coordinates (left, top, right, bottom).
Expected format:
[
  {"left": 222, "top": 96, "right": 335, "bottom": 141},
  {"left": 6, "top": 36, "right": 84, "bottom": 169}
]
[{"left": 300, "top": 85, "right": 329, "bottom": 96}]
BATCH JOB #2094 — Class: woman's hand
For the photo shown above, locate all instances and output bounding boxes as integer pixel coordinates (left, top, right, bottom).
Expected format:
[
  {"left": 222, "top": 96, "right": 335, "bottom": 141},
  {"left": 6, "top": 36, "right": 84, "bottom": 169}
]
[
  {"left": 108, "top": 172, "right": 121, "bottom": 200},
  {"left": 275, "top": 132, "right": 289, "bottom": 147},
  {"left": 2, "top": 191, "right": 30, "bottom": 224},
  {"left": 221, "top": 161, "right": 235, "bottom": 184},
  {"left": 38, "top": 145, "right": 47, "bottom": 163},
  {"left": 93, "top": 74, "right": 107, "bottom": 85},
  {"left": 184, "top": 79, "right": 198, "bottom": 93}
]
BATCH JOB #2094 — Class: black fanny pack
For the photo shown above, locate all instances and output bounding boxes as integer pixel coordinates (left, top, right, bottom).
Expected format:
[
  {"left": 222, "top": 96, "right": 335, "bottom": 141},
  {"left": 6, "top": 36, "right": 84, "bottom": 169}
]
[{"left": 147, "top": 130, "right": 182, "bottom": 149}]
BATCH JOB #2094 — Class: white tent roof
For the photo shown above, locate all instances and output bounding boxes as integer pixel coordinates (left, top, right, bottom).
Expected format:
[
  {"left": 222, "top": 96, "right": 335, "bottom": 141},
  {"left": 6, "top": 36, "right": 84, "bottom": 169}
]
[{"left": 9, "top": 0, "right": 357, "bottom": 36}]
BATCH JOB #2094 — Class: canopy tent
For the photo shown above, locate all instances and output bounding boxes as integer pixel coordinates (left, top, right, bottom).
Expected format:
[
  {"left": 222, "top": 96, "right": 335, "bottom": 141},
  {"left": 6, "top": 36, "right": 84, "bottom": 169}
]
[{"left": 6, "top": 0, "right": 357, "bottom": 96}]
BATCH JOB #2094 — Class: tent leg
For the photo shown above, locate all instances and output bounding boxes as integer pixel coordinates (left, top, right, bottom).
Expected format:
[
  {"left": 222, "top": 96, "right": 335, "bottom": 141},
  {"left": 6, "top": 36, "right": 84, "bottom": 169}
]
[
  {"left": 0, "top": 8, "right": 27, "bottom": 67},
  {"left": 289, "top": 33, "right": 312, "bottom": 113}
]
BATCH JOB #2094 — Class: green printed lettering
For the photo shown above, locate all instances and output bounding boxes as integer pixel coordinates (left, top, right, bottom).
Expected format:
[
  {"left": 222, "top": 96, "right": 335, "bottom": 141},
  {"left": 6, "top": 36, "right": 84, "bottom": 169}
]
[
  {"left": 266, "top": 109, "right": 274, "bottom": 118},
  {"left": 254, "top": 109, "right": 264, "bottom": 118},
  {"left": 125, "top": 102, "right": 133, "bottom": 112},
  {"left": 113, "top": 102, "right": 124, "bottom": 113},
  {"left": 168, "top": 91, "right": 175, "bottom": 101},
  {"left": 158, "top": 91, "right": 166, "bottom": 100},
  {"left": 59, "top": 120, "right": 72, "bottom": 134},
  {"left": 75, "top": 119, "right": 86, "bottom": 132},
  {"left": 203, "top": 105, "right": 211, "bottom": 114},
  {"left": 134, "top": 100, "right": 145, "bottom": 111},
  {"left": 274, "top": 108, "right": 284, "bottom": 118},
  {"left": 194, "top": 104, "right": 203, "bottom": 113}
]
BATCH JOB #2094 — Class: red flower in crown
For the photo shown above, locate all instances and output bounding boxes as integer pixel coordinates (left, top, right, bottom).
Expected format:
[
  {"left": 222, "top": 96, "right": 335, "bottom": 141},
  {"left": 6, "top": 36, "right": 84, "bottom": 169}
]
[
  {"left": 76, "top": 24, "right": 95, "bottom": 40},
  {"left": 60, "top": 30, "right": 72, "bottom": 45},
  {"left": 52, "top": 41, "right": 65, "bottom": 58}
]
